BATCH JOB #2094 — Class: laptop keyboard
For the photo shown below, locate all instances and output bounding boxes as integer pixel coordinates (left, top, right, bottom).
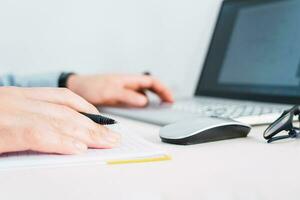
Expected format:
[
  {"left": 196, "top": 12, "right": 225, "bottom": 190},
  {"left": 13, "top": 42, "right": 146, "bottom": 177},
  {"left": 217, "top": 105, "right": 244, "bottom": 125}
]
[{"left": 170, "top": 99, "right": 287, "bottom": 119}]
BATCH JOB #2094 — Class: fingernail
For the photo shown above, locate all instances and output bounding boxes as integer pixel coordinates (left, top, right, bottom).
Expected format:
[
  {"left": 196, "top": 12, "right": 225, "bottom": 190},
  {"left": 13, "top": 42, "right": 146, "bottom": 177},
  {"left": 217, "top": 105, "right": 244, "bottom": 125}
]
[{"left": 73, "top": 141, "right": 88, "bottom": 152}]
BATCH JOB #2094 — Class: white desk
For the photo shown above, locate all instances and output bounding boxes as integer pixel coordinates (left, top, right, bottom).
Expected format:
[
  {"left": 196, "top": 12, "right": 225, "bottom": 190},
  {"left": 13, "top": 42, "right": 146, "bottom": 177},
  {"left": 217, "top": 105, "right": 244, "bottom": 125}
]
[{"left": 1, "top": 116, "right": 300, "bottom": 200}]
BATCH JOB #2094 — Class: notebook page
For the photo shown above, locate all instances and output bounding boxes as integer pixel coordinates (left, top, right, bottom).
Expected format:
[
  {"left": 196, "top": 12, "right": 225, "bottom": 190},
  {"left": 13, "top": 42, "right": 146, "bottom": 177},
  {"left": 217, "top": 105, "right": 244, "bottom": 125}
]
[{"left": 0, "top": 124, "right": 167, "bottom": 169}]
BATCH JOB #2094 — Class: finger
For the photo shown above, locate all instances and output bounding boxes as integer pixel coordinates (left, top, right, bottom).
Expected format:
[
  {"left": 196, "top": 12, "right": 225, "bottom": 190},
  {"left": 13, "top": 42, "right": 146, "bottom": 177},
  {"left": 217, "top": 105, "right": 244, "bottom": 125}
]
[
  {"left": 120, "top": 75, "right": 154, "bottom": 89},
  {"left": 117, "top": 89, "right": 149, "bottom": 107},
  {"left": 37, "top": 101, "right": 121, "bottom": 148},
  {"left": 20, "top": 87, "right": 100, "bottom": 114},
  {"left": 121, "top": 75, "right": 174, "bottom": 103},
  {"left": 23, "top": 100, "right": 121, "bottom": 149},
  {"left": 148, "top": 77, "right": 174, "bottom": 103},
  {"left": 0, "top": 113, "right": 89, "bottom": 155},
  {"left": 27, "top": 130, "right": 88, "bottom": 155},
  {"left": 51, "top": 115, "right": 121, "bottom": 149},
  {"left": 0, "top": 129, "right": 29, "bottom": 154}
]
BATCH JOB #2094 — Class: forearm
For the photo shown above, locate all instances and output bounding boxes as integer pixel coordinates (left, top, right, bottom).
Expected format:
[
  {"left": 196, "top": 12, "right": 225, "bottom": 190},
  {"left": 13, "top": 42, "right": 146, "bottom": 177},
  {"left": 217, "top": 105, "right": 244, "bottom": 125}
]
[{"left": 0, "top": 72, "right": 61, "bottom": 87}]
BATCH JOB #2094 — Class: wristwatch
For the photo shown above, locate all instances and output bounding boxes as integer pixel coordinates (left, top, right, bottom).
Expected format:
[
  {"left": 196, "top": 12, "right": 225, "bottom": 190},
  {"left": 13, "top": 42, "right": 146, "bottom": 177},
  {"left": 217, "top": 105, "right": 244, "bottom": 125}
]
[{"left": 58, "top": 72, "right": 75, "bottom": 88}]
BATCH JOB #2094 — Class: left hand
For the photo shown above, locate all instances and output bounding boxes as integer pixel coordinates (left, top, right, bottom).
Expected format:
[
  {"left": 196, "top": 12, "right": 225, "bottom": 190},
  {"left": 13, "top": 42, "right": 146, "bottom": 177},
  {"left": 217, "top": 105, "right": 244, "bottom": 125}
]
[{"left": 67, "top": 74, "right": 174, "bottom": 107}]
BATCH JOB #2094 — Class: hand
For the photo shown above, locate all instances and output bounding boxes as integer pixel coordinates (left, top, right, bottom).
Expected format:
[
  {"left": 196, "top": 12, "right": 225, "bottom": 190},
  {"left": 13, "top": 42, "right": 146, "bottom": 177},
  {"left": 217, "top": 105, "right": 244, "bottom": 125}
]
[
  {"left": 67, "top": 74, "right": 174, "bottom": 107},
  {"left": 0, "top": 87, "right": 120, "bottom": 155}
]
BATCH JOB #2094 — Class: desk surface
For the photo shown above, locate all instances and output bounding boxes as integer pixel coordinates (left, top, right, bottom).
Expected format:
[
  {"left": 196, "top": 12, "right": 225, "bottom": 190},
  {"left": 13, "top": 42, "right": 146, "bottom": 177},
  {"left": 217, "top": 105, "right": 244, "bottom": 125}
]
[{"left": 1, "top": 116, "right": 300, "bottom": 200}]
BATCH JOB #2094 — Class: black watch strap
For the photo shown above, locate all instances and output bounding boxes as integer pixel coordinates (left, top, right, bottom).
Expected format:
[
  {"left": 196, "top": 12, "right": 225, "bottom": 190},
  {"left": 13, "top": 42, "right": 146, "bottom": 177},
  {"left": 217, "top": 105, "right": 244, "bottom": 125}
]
[{"left": 58, "top": 72, "right": 75, "bottom": 88}]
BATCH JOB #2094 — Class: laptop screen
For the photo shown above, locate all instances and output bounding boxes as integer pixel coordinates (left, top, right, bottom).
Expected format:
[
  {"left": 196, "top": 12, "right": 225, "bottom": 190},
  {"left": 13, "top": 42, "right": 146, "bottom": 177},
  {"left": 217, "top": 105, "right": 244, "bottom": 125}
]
[{"left": 196, "top": 0, "right": 300, "bottom": 104}]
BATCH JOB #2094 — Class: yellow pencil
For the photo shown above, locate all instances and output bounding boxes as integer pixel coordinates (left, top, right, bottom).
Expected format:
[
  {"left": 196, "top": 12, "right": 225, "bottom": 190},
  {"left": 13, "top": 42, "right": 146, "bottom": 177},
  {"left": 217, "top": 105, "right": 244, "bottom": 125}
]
[{"left": 107, "top": 155, "right": 171, "bottom": 165}]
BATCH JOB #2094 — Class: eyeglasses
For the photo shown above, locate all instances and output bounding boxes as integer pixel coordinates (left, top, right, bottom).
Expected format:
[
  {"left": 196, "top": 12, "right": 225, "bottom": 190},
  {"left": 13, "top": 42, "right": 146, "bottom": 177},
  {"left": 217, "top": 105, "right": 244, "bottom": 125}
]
[{"left": 264, "top": 105, "right": 300, "bottom": 143}]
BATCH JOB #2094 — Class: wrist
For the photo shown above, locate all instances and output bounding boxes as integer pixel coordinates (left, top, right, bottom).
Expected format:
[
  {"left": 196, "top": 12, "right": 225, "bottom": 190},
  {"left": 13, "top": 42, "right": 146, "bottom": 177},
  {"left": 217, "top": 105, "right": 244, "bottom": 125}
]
[{"left": 66, "top": 74, "right": 79, "bottom": 92}]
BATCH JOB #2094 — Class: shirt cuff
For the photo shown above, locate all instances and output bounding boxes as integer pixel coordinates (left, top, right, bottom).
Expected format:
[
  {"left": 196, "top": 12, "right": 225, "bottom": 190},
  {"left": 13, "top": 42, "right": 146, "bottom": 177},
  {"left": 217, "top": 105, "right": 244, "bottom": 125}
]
[{"left": 0, "top": 72, "right": 62, "bottom": 87}]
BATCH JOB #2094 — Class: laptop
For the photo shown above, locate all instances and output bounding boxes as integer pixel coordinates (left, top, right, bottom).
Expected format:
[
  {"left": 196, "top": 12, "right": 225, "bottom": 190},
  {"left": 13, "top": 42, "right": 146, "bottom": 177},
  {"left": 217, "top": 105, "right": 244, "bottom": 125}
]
[{"left": 101, "top": 0, "right": 300, "bottom": 126}]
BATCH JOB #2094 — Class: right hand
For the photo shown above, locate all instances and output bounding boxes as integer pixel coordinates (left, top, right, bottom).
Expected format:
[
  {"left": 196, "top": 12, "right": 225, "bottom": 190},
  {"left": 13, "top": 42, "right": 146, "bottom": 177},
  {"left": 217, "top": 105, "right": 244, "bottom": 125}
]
[{"left": 0, "top": 87, "right": 120, "bottom": 155}]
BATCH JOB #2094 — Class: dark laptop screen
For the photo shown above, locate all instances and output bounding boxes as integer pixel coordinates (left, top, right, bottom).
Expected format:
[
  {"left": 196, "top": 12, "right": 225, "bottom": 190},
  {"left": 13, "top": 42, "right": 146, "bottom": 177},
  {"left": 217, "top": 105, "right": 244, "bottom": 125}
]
[{"left": 196, "top": 0, "right": 300, "bottom": 104}]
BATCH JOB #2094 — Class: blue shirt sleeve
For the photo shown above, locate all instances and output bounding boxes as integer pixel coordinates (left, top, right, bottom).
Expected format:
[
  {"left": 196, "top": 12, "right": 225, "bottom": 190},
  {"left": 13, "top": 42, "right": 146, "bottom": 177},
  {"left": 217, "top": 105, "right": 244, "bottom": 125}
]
[{"left": 0, "top": 72, "right": 61, "bottom": 87}]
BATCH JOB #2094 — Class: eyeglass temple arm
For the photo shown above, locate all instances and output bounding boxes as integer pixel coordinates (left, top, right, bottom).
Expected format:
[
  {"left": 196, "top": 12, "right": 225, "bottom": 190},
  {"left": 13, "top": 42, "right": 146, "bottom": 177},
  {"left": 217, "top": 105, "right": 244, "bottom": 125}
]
[
  {"left": 267, "top": 129, "right": 300, "bottom": 143},
  {"left": 267, "top": 135, "right": 292, "bottom": 143}
]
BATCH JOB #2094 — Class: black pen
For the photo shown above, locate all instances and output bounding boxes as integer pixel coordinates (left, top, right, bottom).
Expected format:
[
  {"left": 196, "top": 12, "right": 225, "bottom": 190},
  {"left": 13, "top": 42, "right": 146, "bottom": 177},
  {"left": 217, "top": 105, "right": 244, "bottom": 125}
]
[{"left": 80, "top": 112, "right": 117, "bottom": 125}]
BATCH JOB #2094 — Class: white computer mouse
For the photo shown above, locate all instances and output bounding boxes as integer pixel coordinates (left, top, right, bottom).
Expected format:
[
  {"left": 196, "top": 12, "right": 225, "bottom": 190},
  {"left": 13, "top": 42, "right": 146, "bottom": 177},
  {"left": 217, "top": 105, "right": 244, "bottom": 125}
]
[{"left": 159, "top": 117, "right": 251, "bottom": 145}]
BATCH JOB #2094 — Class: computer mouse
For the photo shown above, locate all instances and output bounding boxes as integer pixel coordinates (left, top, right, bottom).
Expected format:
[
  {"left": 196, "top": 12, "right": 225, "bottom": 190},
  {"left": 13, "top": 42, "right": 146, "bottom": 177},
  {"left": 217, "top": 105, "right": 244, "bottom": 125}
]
[{"left": 159, "top": 117, "right": 251, "bottom": 145}]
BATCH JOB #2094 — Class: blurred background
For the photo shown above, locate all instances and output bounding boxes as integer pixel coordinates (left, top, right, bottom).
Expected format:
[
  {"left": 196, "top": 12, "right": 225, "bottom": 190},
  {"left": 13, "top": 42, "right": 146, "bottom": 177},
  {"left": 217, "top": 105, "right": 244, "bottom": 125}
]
[{"left": 0, "top": 0, "right": 221, "bottom": 97}]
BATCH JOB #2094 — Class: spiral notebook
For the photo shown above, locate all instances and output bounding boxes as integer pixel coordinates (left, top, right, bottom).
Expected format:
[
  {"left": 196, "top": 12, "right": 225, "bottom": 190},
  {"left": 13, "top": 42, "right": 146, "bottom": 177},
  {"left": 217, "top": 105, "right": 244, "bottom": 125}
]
[{"left": 0, "top": 124, "right": 170, "bottom": 169}]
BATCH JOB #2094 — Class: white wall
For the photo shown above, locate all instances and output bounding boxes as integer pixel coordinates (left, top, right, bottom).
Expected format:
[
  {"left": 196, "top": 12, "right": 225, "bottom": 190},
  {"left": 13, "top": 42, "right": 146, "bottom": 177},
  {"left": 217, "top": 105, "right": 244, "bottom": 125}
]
[{"left": 0, "top": 0, "right": 221, "bottom": 97}]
